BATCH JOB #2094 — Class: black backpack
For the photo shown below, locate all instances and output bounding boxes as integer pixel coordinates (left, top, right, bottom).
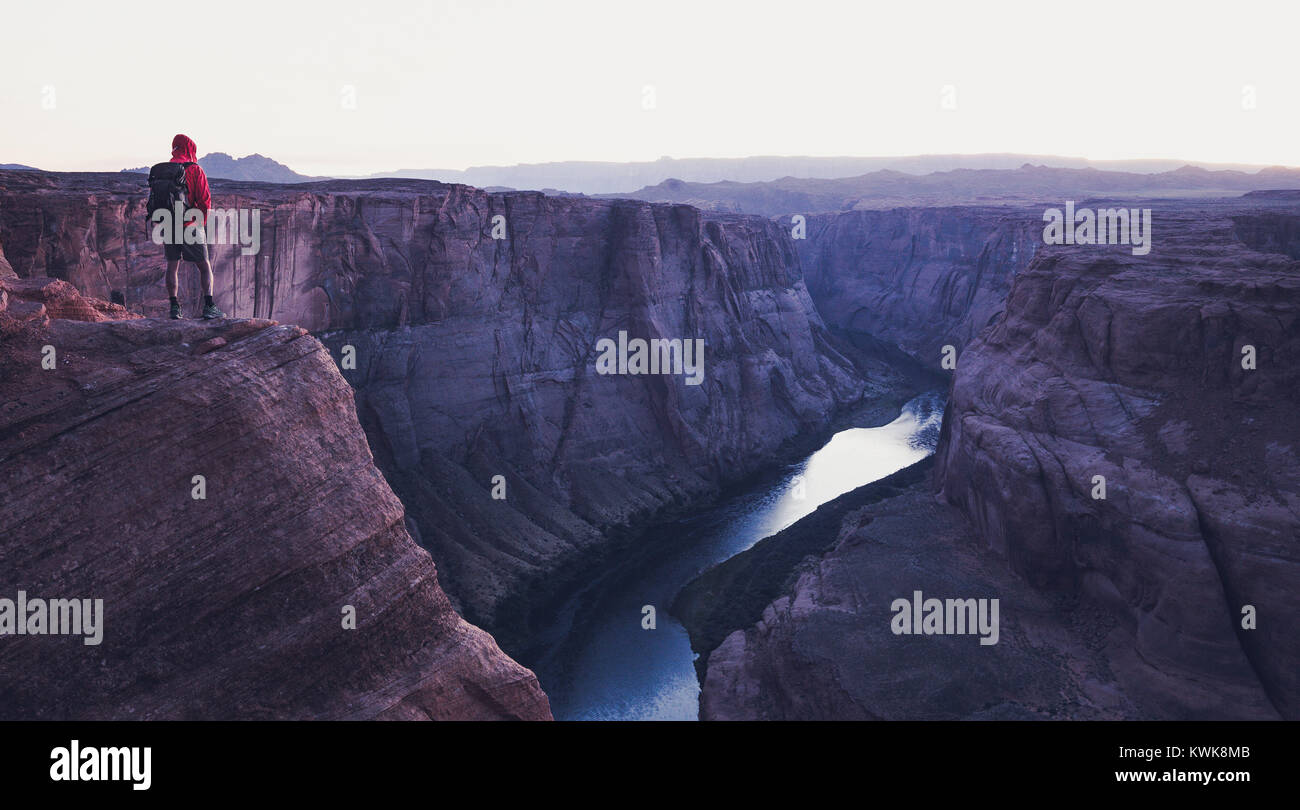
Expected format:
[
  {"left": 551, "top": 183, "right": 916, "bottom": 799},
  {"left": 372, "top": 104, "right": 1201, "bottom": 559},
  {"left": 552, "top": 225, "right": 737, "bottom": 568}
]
[{"left": 146, "top": 161, "right": 195, "bottom": 219}]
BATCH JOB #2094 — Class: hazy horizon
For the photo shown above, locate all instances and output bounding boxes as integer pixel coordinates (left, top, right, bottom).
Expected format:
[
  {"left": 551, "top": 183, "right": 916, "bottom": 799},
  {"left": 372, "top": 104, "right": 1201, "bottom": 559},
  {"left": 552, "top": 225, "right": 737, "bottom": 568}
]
[
  {"left": 3, "top": 0, "right": 1297, "bottom": 175},
  {"left": 11, "top": 151, "right": 1300, "bottom": 178}
]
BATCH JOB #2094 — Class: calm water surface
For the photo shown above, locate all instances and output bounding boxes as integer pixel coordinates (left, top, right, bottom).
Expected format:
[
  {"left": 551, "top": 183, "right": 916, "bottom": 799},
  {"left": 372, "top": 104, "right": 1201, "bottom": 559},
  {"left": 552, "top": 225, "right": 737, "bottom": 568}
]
[{"left": 530, "top": 391, "right": 945, "bottom": 720}]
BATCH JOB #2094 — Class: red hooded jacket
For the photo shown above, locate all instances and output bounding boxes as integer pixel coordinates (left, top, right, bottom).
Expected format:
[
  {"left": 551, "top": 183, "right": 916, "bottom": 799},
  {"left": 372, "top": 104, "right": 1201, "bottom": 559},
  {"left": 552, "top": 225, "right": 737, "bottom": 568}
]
[{"left": 169, "top": 134, "right": 211, "bottom": 215}]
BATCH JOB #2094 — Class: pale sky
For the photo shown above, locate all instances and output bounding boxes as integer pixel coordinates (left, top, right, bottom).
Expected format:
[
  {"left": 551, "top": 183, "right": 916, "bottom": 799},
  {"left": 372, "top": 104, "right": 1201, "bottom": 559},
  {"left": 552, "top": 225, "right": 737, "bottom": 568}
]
[{"left": 1, "top": 0, "right": 1297, "bottom": 175}]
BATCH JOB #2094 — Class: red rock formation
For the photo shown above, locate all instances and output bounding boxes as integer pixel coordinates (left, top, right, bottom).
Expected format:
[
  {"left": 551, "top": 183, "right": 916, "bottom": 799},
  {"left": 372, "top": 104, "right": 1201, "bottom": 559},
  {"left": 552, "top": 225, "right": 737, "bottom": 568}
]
[
  {"left": 797, "top": 207, "right": 1040, "bottom": 368},
  {"left": 0, "top": 278, "right": 551, "bottom": 720},
  {"left": 936, "top": 202, "right": 1300, "bottom": 719},
  {"left": 700, "top": 479, "right": 1161, "bottom": 720},
  {"left": 0, "top": 170, "right": 888, "bottom": 645},
  {"left": 0, "top": 233, "right": 14, "bottom": 279},
  {"left": 694, "top": 198, "right": 1299, "bottom": 720},
  {"left": 0, "top": 276, "right": 137, "bottom": 324}
]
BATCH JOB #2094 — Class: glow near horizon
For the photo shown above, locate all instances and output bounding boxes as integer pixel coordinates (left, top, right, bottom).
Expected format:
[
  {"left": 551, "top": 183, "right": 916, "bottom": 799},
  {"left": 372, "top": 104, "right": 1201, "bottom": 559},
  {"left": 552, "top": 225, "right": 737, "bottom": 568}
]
[{"left": 1, "top": 0, "right": 1297, "bottom": 176}]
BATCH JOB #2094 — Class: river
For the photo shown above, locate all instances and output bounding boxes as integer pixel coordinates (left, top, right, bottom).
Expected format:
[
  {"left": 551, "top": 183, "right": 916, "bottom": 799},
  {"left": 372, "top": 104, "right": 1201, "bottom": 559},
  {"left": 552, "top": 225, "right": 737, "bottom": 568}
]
[{"left": 528, "top": 391, "right": 946, "bottom": 720}]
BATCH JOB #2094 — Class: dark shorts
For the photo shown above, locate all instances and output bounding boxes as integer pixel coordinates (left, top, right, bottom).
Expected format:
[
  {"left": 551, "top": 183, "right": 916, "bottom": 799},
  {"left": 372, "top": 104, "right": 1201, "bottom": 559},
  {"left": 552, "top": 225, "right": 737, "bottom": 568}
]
[{"left": 163, "top": 231, "right": 208, "bottom": 264}]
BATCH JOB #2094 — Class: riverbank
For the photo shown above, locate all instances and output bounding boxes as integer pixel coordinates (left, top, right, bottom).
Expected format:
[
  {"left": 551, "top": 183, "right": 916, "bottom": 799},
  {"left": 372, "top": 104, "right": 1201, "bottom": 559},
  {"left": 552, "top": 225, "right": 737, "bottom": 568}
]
[
  {"left": 682, "top": 467, "right": 1282, "bottom": 721},
  {"left": 523, "top": 389, "right": 946, "bottom": 719},
  {"left": 687, "top": 476, "right": 1157, "bottom": 720},
  {"left": 671, "top": 456, "right": 935, "bottom": 679},
  {"left": 503, "top": 348, "right": 945, "bottom": 662}
]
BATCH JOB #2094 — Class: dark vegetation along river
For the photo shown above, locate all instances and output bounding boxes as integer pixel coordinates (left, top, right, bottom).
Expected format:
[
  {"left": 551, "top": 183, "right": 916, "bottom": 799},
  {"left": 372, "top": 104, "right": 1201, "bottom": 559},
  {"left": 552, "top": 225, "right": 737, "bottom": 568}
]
[{"left": 527, "top": 391, "right": 946, "bottom": 720}]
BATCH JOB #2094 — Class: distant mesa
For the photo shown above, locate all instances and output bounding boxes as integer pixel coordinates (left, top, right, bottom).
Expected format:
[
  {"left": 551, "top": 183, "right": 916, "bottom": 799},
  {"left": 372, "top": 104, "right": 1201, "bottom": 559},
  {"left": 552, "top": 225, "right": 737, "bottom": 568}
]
[
  {"left": 121, "top": 152, "right": 318, "bottom": 184},
  {"left": 346, "top": 153, "right": 1300, "bottom": 196},
  {"left": 615, "top": 163, "right": 1300, "bottom": 217},
  {"left": 191, "top": 152, "right": 318, "bottom": 183},
  {"left": 9, "top": 151, "right": 1300, "bottom": 200}
]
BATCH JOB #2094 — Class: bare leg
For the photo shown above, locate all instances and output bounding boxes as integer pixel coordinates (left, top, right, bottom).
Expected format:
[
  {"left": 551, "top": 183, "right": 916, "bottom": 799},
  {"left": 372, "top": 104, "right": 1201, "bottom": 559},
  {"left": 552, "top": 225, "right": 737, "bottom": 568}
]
[
  {"left": 165, "top": 259, "right": 180, "bottom": 298},
  {"left": 196, "top": 258, "right": 214, "bottom": 297}
]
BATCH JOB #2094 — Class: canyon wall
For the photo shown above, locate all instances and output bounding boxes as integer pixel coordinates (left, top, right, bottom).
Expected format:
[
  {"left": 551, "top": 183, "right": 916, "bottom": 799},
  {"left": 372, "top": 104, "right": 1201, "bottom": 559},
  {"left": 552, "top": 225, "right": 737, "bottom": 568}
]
[
  {"left": 934, "top": 201, "right": 1300, "bottom": 718},
  {"left": 0, "top": 232, "right": 13, "bottom": 277},
  {"left": 0, "top": 275, "right": 550, "bottom": 720},
  {"left": 797, "top": 207, "right": 1040, "bottom": 368},
  {"left": 692, "top": 197, "right": 1299, "bottom": 719},
  {"left": 0, "top": 171, "right": 889, "bottom": 646},
  {"left": 17, "top": 168, "right": 1292, "bottom": 720},
  {"left": 696, "top": 467, "right": 1179, "bottom": 720}
]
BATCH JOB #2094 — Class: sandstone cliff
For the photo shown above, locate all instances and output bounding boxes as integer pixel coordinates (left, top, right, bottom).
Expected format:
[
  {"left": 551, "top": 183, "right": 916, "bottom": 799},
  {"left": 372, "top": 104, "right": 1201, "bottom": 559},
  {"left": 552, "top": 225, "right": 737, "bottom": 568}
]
[
  {"left": 0, "top": 233, "right": 14, "bottom": 278},
  {"left": 796, "top": 207, "right": 1040, "bottom": 369},
  {"left": 935, "top": 201, "right": 1299, "bottom": 718},
  {"left": 692, "top": 197, "right": 1298, "bottom": 720},
  {"left": 697, "top": 468, "right": 1162, "bottom": 720},
  {"left": 0, "top": 275, "right": 551, "bottom": 720},
  {"left": 0, "top": 170, "right": 888, "bottom": 647}
]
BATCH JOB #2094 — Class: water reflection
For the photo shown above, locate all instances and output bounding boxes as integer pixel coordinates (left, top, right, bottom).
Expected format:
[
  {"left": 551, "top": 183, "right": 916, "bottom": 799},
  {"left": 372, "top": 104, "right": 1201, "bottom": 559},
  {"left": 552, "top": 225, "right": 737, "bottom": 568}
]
[{"left": 532, "top": 391, "right": 946, "bottom": 720}]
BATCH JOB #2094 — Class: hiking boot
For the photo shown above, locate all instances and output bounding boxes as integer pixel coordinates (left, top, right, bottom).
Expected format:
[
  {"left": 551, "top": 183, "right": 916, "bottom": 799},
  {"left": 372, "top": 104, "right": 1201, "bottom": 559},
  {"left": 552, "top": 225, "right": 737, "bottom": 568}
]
[
  {"left": 169, "top": 301, "right": 183, "bottom": 320},
  {"left": 202, "top": 303, "right": 225, "bottom": 320}
]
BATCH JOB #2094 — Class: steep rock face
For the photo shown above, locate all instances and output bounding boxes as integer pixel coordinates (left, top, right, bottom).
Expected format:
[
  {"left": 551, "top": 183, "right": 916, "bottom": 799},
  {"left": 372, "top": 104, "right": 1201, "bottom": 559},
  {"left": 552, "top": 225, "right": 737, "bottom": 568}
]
[
  {"left": 935, "top": 202, "right": 1300, "bottom": 718},
  {"left": 694, "top": 199, "right": 1298, "bottom": 720},
  {"left": 314, "top": 196, "right": 876, "bottom": 641},
  {"left": 0, "top": 233, "right": 14, "bottom": 278},
  {"left": 796, "top": 207, "right": 1041, "bottom": 368},
  {"left": 0, "top": 171, "right": 878, "bottom": 643},
  {"left": 699, "top": 479, "right": 1165, "bottom": 721},
  {"left": 0, "top": 278, "right": 550, "bottom": 720}
]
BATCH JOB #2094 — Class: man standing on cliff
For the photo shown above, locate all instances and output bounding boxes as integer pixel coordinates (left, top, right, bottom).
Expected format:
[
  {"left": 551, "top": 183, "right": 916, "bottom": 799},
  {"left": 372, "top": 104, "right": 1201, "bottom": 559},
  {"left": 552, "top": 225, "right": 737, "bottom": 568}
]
[{"left": 147, "top": 134, "right": 224, "bottom": 319}]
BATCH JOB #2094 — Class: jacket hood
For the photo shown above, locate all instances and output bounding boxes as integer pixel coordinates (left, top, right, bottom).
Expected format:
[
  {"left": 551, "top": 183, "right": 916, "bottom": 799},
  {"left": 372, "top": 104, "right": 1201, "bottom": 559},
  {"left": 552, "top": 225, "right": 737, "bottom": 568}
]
[{"left": 171, "top": 134, "right": 198, "bottom": 162}]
